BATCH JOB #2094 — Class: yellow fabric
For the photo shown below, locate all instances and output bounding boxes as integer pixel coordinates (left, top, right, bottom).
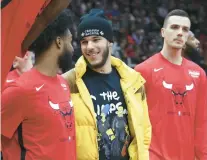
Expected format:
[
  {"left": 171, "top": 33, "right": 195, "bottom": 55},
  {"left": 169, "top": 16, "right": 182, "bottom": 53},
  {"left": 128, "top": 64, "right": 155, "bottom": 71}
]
[{"left": 63, "top": 56, "right": 152, "bottom": 160}]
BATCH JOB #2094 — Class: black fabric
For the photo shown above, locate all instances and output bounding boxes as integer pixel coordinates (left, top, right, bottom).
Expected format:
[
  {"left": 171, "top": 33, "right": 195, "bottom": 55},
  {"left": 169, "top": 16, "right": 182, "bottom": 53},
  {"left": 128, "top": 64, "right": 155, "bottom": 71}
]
[
  {"left": 1, "top": 0, "right": 12, "bottom": 9},
  {"left": 17, "top": 124, "right": 26, "bottom": 160},
  {"left": 200, "top": 63, "right": 207, "bottom": 75},
  {"left": 82, "top": 67, "right": 131, "bottom": 160},
  {"left": 185, "top": 46, "right": 207, "bottom": 75},
  {"left": 77, "top": 9, "right": 113, "bottom": 42},
  {"left": 185, "top": 45, "right": 202, "bottom": 65}
]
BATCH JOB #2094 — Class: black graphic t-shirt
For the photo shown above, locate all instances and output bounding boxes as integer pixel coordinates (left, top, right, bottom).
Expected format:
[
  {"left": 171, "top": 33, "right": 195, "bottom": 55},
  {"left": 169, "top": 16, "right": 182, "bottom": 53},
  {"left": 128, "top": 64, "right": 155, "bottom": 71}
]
[{"left": 82, "top": 67, "right": 131, "bottom": 160}]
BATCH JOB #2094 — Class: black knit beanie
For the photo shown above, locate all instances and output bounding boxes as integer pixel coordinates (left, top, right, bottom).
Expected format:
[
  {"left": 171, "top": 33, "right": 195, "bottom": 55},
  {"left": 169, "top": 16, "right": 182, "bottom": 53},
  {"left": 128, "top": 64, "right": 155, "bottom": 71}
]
[{"left": 77, "top": 9, "right": 113, "bottom": 42}]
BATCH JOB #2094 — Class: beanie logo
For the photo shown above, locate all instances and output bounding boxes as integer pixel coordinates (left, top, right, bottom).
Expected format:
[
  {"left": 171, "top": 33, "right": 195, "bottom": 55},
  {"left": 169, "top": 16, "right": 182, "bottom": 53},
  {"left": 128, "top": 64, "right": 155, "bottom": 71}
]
[
  {"left": 81, "top": 32, "right": 85, "bottom": 37},
  {"left": 100, "top": 31, "right": 104, "bottom": 35},
  {"left": 81, "top": 29, "right": 104, "bottom": 37}
]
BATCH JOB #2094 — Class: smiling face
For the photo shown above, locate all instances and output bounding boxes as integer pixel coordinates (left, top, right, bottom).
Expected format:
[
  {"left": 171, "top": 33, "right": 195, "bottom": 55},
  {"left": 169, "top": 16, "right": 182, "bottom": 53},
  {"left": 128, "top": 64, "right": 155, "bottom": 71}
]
[
  {"left": 161, "top": 15, "right": 191, "bottom": 49},
  {"left": 80, "top": 36, "right": 111, "bottom": 69}
]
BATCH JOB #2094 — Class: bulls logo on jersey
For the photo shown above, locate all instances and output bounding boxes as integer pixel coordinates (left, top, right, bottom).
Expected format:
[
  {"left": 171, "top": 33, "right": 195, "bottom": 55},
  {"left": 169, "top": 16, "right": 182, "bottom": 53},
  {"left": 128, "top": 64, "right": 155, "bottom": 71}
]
[{"left": 49, "top": 99, "right": 74, "bottom": 130}]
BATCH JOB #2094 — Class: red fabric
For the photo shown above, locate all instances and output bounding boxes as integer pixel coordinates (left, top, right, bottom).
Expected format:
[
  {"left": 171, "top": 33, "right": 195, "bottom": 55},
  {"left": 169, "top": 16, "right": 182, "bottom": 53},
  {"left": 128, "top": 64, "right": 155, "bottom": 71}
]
[
  {"left": 127, "top": 35, "right": 135, "bottom": 44},
  {"left": 1, "top": 68, "right": 76, "bottom": 160},
  {"left": 125, "top": 45, "right": 135, "bottom": 57},
  {"left": 135, "top": 53, "right": 207, "bottom": 160},
  {"left": 3, "top": 69, "right": 20, "bottom": 89},
  {"left": 6, "top": 69, "right": 20, "bottom": 80},
  {"left": 1, "top": 0, "right": 48, "bottom": 89}
]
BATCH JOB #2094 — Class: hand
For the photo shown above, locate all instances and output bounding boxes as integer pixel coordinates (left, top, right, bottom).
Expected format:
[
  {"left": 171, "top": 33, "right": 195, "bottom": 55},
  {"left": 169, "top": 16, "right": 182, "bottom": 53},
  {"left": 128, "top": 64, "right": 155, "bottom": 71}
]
[{"left": 13, "top": 52, "right": 33, "bottom": 74}]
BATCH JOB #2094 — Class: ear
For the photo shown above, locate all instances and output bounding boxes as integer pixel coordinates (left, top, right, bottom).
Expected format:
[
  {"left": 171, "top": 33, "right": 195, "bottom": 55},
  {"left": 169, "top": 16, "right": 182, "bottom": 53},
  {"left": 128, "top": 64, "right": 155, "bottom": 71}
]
[
  {"left": 55, "top": 36, "right": 62, "bottom": 49},
  {"left": 161, "top": 28, "right": 165, "bottom": 38}
]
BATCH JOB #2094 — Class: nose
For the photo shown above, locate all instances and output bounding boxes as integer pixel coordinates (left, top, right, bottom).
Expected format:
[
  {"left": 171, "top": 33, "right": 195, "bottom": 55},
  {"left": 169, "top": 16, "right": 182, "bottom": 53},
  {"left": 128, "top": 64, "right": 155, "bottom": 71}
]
[
  {"left": 87, "top": 41, "right": 95, "bottom": 51},
  {"left": 177, "top": 28, "right": 183, "bottom": 37},
  {"left": 195, "top": 40, "right": 200, "bottom": 47}
]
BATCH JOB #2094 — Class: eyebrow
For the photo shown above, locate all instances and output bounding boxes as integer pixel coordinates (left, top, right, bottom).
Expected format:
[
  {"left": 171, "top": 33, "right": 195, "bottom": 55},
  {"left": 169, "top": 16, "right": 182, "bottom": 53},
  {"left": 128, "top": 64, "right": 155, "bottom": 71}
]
[
  {"left": 81, "top": 38, "right": 86, "bottom": 41},
  {"left": 81, "top": 36, "right": 101, "bottom": 41},
  {"left": 92, "top": 36, "right": 100, "bottom": 38},
  {"left": 170, "top": 24, "right": 190, "bottom": 28}
]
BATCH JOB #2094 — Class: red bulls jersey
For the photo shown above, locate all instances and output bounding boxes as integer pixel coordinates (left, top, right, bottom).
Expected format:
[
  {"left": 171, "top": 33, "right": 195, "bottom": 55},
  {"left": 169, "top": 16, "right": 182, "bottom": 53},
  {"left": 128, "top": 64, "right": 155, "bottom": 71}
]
[
  {"left": 1, "top": 68, "right": 76, "bottom": 160},
  {"left": 135, "top": 53, "right": 207, "bottom": 160},
  {"left": 3, "top": 69, "right": 20, "bottom": 89}
]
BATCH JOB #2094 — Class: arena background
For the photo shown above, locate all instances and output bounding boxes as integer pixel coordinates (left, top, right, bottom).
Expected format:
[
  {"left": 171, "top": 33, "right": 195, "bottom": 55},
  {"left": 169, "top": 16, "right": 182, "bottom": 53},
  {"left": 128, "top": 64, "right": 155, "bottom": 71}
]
[
  {"left": 0, "top": 0, "right": 206, "bottom": 159},
  {"left": 64, "top": 0, "right": 207, "bottom": 73}
]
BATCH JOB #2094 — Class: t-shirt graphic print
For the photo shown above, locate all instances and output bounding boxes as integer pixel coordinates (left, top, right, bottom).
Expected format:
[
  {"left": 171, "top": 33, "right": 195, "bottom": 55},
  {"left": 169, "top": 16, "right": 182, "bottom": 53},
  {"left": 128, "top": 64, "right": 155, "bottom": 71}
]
[{"left": 82, "top": 67, "right": 131, "bottom": 160}]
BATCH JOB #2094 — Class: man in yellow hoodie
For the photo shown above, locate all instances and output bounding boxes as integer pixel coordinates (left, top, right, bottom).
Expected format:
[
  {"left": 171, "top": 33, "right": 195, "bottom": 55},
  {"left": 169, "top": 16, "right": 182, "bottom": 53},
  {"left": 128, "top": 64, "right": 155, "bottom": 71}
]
[{"left": 63, "top": 9, "right": 151, "bottom": 160}]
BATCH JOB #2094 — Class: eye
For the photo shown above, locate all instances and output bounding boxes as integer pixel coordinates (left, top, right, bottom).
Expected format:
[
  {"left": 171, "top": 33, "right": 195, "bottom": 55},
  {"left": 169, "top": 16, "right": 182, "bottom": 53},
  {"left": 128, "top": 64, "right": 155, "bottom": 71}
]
[
  {"left": 171, "top": 25, "right": 179, "bottom": 30},
  {"left": 183, "top": 27, "right": 189, "bottom": 32},
  {"left": 81, "top": 41, "right": 87, "bottom": 45},
  {"left": 93, "top": 38, "right": 100, "bottom": 42}
]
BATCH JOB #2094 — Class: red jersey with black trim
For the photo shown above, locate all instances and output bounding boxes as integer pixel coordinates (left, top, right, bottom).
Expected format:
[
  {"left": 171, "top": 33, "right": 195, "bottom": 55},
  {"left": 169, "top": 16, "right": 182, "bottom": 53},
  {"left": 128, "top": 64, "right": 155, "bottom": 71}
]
[
  {"left": 1, "top": 68, "right": 76, "bottom": 160},
  {"left": 135, "top": 53, "right": 207, "bottom": 160}
]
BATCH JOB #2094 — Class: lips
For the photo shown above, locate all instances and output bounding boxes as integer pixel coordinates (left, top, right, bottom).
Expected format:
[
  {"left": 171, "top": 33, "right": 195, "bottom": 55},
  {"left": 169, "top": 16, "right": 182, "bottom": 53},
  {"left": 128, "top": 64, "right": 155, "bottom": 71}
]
[
  {"left": 174, "top": 39, "right": 183, "bottom": 43},
  {"left": 86, "top": 52, "right": 100, "bottom": 57}
]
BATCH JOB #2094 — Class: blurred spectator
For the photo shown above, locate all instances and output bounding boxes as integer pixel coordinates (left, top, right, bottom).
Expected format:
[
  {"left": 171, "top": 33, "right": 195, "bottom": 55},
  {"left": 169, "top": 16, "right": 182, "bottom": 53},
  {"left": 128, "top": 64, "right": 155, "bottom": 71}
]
[
  {"left": 112, "top": 37, "right": 122, "bottom": 59},
  {"left": 67, "top": 0, "right": 207, "bottom": 69},
  {"left": 132, "top": 29, "right": 145, "bottom": 45},
  {"left": 183, "top": 31, "right": 207, "bottom": 74}
]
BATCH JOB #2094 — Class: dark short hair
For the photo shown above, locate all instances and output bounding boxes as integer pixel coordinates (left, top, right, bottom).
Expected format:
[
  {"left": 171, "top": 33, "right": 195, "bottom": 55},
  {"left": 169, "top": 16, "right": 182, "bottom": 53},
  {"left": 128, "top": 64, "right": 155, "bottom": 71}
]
[
  {"left": 163, "top": 9, "right": 190, "bottom": 27},
  {"left": 28, "top": 9, "right": 72, "bottom": 58}
]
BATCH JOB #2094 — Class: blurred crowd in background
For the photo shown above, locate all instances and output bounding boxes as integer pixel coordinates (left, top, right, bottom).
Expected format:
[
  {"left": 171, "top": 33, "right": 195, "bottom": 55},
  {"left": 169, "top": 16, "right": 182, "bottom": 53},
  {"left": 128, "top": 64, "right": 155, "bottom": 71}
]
[{"left": 64, "top": 0, "right": 207, "bottom": 73}]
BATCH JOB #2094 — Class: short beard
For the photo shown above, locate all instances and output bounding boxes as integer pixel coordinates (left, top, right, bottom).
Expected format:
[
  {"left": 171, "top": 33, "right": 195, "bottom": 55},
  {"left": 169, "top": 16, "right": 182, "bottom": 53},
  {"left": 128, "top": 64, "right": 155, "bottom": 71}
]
[
  {"left": 58, "top": 48, "right": 73, "bottom": 73},
  {"left": 84, "top": 46, "right": 109, "bottom": 69}
]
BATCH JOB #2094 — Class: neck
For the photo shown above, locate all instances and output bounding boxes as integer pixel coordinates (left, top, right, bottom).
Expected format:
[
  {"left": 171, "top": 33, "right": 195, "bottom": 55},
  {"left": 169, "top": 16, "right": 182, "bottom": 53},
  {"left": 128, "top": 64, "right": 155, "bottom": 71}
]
[
  {"left": 92, "top": 57, "right": 112, "bottom": 74},
  {"left": 34, "top": 50, "right": 59, "bottom": 77},
  {"left": 161, "top": 43, "right": 183, "bottom": 65},
  {"left": 16, "top": 69, "right": 22, "bottom": 75}
]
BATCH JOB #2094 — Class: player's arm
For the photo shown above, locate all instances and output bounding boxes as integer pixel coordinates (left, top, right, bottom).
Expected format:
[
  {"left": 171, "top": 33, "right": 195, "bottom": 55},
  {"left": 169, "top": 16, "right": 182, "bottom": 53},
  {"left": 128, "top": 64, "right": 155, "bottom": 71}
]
[
  {"left": 1, "top": 85, "right": 27, "bottom": 139},
  {"left": 195, "top": 70, "right": 207, "bottom": 160}
]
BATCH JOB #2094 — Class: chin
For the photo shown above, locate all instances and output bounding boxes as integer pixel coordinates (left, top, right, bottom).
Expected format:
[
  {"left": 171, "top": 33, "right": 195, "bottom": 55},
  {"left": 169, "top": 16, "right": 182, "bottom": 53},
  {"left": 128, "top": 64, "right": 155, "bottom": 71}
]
[
  {"left": 90, "top": 61, "right": 106, "bottom": 69},
  {"left": 90, "top": 62, "right": 102, "bottom": 68},
  {"left": 171, "top": 44, "right": 184, "bottom": 49},
  {"left": 88, "top": 60, "right": 99, "bottom": 65}
]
